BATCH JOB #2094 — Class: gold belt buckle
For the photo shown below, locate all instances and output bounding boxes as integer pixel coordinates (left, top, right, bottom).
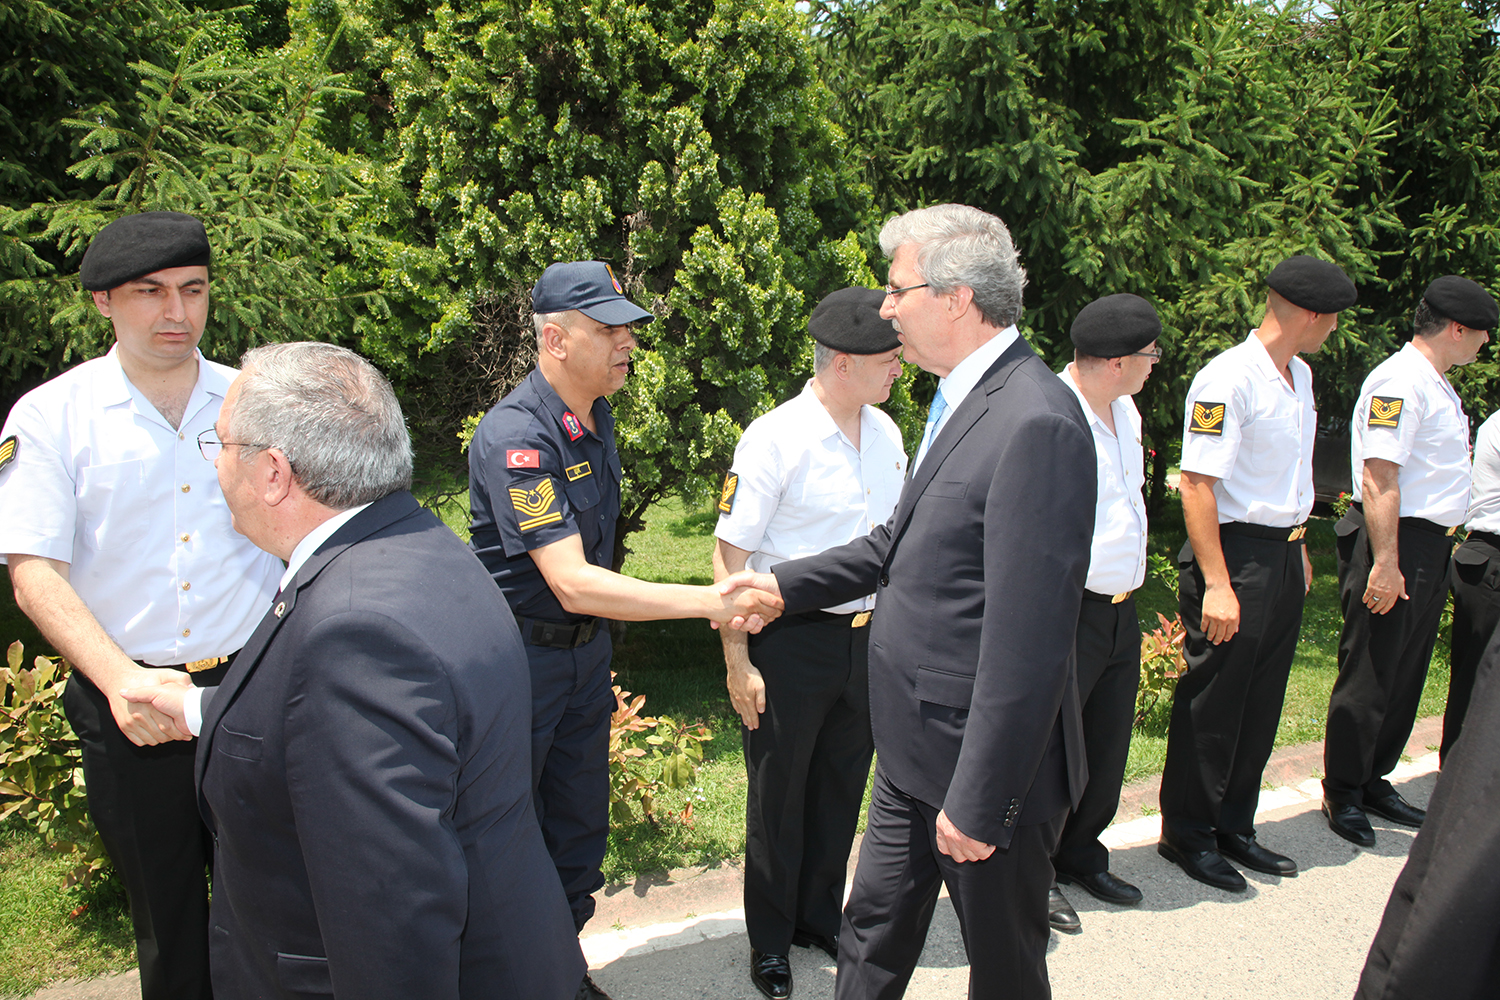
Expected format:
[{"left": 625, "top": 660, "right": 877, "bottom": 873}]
[
  {"left": 851, "top": 611, "right": 872, "bottom": 628},
  {"left": 185, "top": 656, "right": 225, "bottom": 673},
  {"left": 1447, "top": 525, "right": 1458, "bottom": 536},
  {"left": 1288, "top": 525, "right": 1307, "bottom": 542},
  {"left": 1111, "top": 591, "right": 1131, "bottom": 604}
]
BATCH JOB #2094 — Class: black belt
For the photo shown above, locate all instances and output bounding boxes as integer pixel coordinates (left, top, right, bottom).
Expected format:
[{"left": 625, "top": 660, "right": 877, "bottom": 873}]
[
  {"left": 515, "top": 615, "right": 600, "bottom": 649},
  {"left": 1467, "top": 530, "right": 1500, "bottom": 549},
  {"left": 1082, "top": 589, "right": 1135, "bottom": 604},
  {"left": 1221, "top": 521, "right": 1307, "bottom": 543},
  {"left": 1350, "top": 502, "right": 1458, "bottom": 538},
  {"left": 794, "top": 609, "right": 873, "bottom": 628},
  {"left": 135, "top": 649, "right": 237, "bottom": 685}
]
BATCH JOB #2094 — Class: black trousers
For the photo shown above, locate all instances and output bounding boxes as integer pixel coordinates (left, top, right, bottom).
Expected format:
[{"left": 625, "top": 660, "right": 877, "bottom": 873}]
[
  {"left": 1443, "top": 533, "right": 1500, "bottom": 763},
  {"left": 743, "top": 612, "right": 873, "bottom": 953},
  {"left": 1356, "top": 626, "right": 1500, "bottom": 1000},
  {"left": 835, "top": 768, "right": 1065, "bottom": 1000},
  {"left": 63, "top": 665, "right": 227, "bottom": 1000},
  {"left": 1052, "top": 596, "right": 1140, "bottom": 876},
  {"left": 1325, "top": 511, "right": 1452, "bottom": 805},
  {"left": 1160, "top": 532, "right": 1306, "bottom": 852},
  {"left": 527, "top": 630, "right": 614, "bottom": 933}
]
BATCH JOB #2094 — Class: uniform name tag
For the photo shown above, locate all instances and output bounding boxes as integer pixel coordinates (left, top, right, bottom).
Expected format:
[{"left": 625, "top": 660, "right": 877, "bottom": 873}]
[
  {"left": 510, "top": 478, "right": 564, "bottom": 531},
  {"left": 1368, "top": 396, "right": 1403, "bottom": 429},
  {"left": 718, "top": 472, "right": 738, "bottom": 515},
  {"left": 565, "top": 462, "right": 592, "bottom": 481},
  {"left": 507, "top": 449, "right": 540, "bottom": 469},
  {"left": 1189, "top": 402, "right": 1226, "bottom": 435},
  {"left": 0, "top": 435, "right": 16, "bottom": 474}
]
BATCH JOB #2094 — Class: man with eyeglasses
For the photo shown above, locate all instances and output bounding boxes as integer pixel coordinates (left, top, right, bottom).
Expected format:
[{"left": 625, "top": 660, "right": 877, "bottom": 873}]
[
  {"left": 1047, "top": 294, "right": 1161, "bottom": 935},
  {"left": 0, "top": 212, "right": 282, "bottom": 1000}
]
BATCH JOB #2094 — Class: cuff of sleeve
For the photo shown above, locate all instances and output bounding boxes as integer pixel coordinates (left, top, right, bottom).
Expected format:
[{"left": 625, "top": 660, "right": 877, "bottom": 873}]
[{"left": 184, "top": 687, "right": 205, "bottom": 738}]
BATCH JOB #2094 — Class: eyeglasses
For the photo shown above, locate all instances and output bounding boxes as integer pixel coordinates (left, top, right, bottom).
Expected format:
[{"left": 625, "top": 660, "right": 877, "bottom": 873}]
[
  {"left": 883, "top": 282, "right": 930, "bottom": 298},
  {"left": 1130, "top": 347, "right": 1163, "bottom": 361},
  {"left": 197, "top": 429, "right": 267, "bottom": 461}
]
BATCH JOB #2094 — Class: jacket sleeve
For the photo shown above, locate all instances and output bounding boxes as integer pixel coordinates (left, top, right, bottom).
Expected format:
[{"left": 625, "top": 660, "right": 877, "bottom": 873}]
[
  {"left": 942, "top": 406, "right": 1096, "bottom": 847},
  {"left": 282, "top": 611, "right": 468, "bottom": 1000},
  {"left": 772, "top": 521, "right": 892, "bottom": 614}
]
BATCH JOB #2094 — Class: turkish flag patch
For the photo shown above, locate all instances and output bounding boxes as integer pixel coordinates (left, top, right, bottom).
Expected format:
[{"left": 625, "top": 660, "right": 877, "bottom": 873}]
[{"left": 507, "top": 449, "right": 541, "bottom": 469}]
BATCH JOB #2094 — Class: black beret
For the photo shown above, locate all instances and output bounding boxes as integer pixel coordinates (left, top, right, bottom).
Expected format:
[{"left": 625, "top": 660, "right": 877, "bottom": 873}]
[
  {"left": 1422, "top": 275, "right": 1498, "bottom": 331},
  {"left": 1266, "top": 254, "right": 1357, "bottom": 313},
  {"left": 1069, "top": 293, "right": 1161, "bottom": 357},
  {"left": 808, "top": 287, "right": 900, "bottom": 354},
  {"left": 79, "top": 211, "right": 211, "bottom": 291}
]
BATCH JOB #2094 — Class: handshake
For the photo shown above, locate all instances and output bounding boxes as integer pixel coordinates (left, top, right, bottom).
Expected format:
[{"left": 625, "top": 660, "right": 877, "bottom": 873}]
[{"left": 712, "top": 570, "right": 783, "bottom": 633}]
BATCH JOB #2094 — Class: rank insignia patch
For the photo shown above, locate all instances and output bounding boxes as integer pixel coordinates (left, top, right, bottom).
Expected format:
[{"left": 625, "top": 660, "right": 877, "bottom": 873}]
[
  {"left": 718, "top": 472, "right": 738, "bottom": 515},
  {"left": 1368, "top": 396, "right": 1404, "bottom": 429},
  {"left": 1189, "top": 402, "right": 1226, "bottom": 435},
  {"left": 510, "top": 478, "right": 564, "bottom": 531},
  {"left": 565, "top": 461, "right": 592, "bottom": 481},
  {"left": 506, "top": 449, "right": 540, "bottom": 469},
  {"left": 0, "top": 436, "right": 16, "bottom": 474},
  {"left": 563, "top": 411, "right": 585, "bottom": 441}
]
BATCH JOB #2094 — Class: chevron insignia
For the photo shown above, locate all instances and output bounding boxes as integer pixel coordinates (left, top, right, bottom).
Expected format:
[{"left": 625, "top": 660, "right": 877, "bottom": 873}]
[
  {"left": 718, "top": 472, "right": 738, "bottom": 515},
  {"left": 1368, "top": 395, "right": 1404, "bottom": 429},
  {"left": 1189, "top": 402, "right": 1226, "bottom": 435},
  {"left": 510, "top": 477, "right": 564, "bottom": 531},
  {"left": 0, "top": 435, "right": 16, "bottom": 474}
]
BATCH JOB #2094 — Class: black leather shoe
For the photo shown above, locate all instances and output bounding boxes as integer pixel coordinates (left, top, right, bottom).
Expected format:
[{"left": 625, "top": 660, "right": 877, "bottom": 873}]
[
  {"left": 1323, "top": 799, "right": 1376, "bottom": 847},
  {"left": 1216, "top": 833, "right": 1298, "bottom": 877},
  {"left": 1048, "top": 884, "right": 1082, "bottom": 933},
  {"left": 791, "top": 928, "right": 839, "bottom": 960},
  {"left": 1056, "top": 868, "right": 1143, "bottom": 905},
  {"left": 575, "top": 973, "right": 613, "bottom": 1000},
  {"left": 1157, "top": 840, "right": 1247, "bottom": 892},
  {"left": 750, "top": 950, "right": 792, "bottom": 1000},
  {"left": 1364, "top": 792, "right": 1425, "bottom": 828}
]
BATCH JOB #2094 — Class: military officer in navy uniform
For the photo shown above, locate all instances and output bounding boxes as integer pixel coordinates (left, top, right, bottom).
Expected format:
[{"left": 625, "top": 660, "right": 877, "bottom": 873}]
[
  {"left": 467, "top": 261, "right": 781, "bottom": 1000},
  {"left": 713, "top": 287, "right": 907, "bottom": 999},
  {"left": 1323, "top": 275, "right": 1494, "bottom": 847},
  {"left": 1159, "top": 255, "right": 1356, "bottom": 892},
  {"left": 1048, "top": 294, "right": 1160, "bottom": 933}
]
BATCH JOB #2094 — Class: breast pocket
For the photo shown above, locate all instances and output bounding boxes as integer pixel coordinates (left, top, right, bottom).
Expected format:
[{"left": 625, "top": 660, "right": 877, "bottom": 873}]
[
  {"left": 564, "top": 475, "right": 601, "bottom": 515},
  {"left": 76, "top": 459, "right": 152, "bottom": 552},
  {"left": 214, "top": 726, "right": 263, "bottom": 762},
  {"left": 1244, "top": 415, "right": 1301, "bottom": 468}
]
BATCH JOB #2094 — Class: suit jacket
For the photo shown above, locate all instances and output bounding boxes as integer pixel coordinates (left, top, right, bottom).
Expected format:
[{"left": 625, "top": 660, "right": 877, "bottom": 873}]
[
  {"left": 195, "top": 491, "right": 583, "bottom": 1000},
  {"left": 772, "top": 337, "right": 1095, "bottom": 849}
]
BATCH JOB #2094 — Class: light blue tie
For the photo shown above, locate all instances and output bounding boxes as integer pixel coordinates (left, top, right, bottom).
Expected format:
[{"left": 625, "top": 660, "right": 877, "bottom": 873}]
[{"left": 916, "top": 387, "right": 948, "bottom": 469}]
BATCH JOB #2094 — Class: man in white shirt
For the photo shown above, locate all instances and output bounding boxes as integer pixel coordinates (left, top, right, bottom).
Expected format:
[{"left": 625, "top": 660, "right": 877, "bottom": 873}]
[
  {"left": 1323, "top": 276, "right": 1495, "bottom": 848},
  {"left": 713, "top": 287, "right": 906, "bottom": 1000},
  {"left": 1446, "top": 410, "right": 1500, "bottom": 762},
  {"left": 0, "top": 212, "right": 282, "bottom": 1000},
  {"left": 1048, "top": 293, "right": 1159, "bottom": 933},
  {"left": 1159, "top": 255, "right": 1356, "bottom": 893}
]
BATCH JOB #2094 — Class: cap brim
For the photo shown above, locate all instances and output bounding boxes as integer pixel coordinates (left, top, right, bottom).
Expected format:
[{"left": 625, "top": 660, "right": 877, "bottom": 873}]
[{"left": 578, "top": 298, "right": 653, "bottom": 325}]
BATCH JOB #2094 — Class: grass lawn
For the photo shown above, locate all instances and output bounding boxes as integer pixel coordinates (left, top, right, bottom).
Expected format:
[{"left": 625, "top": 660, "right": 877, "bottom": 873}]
[{"left": 0, "top": 495, "right": 1456, "bottom": 993}]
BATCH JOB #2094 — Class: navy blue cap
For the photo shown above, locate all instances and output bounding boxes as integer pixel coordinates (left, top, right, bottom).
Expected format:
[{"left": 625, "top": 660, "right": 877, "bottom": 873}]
[
  {"left": 531, "top": 261, "right": 652, "bottom": 325},
  {"left": 79, "top": 211, "right": 211, "bottom": 291}
]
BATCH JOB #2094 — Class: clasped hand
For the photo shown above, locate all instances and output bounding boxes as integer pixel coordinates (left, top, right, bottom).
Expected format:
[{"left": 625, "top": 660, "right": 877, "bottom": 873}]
[
  {"left": 713, "top": 570, "right": 784, "bottom": 633},
  {"left": 117, "top": 670, "right": 194, "bottom": 744}
]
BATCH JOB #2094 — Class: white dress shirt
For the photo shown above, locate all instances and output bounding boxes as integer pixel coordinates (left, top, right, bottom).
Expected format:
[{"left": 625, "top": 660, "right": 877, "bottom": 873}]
[
  {"left": 1351, "top": 342, "right": 1472, "bottom": 527},
  {"left": 914, "top": 324, "right": 1021, "bottom": 470},
  {"left": 0, "top": 348, "right": 282, "bottom": 664},
  {"left": 1060, "top": 366, "right": 1148, "bottom": 594},
  {"left": 716, "top": 382, "right": 907, "bottom": 613},
  {"left": 1180, "top": 332, "right": 1317, "bottom": 527},
  {"left": 1466, "top": 412, "right": 1500, "bottom": 534}
]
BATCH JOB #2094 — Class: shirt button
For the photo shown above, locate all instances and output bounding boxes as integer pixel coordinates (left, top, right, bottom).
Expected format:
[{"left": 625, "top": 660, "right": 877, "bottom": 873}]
[
  {"left": 178, "top": 431, "right": 185, "bottom": 440},
  {"left": 180, "top": 533, "right": 190, "bottom": 543},
  {"left": 182, "top": 628, "right": 191, "bottom": 637},
  {"left": 181, "top": 581, "right": 191, "bottom": 591},
  {"left": 181, "top": 484, "right": 191, "bottom": 493}
]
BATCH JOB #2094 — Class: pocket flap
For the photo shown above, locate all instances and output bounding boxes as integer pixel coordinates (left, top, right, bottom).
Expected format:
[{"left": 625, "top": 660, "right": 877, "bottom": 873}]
[
  {"left": 925, "top": 480, "right": 968, "bottom": 500},
  {"left": 915, "top": 665, "right": 973, "bottom": 709},
  {"left": 215, "top": 726, "right": 263, "bottom": 762},
  {"left": 1454, "top": 543, "right": 1495, "bottom": 567},
  {"left": 277, "top": 952, "right": 333, "bottom": 994}
]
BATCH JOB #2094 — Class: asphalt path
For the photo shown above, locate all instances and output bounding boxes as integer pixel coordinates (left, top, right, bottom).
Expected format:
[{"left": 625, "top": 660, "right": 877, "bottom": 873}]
[{"left": 21, "top": 721, "right": 1441, "bottom": 1000}]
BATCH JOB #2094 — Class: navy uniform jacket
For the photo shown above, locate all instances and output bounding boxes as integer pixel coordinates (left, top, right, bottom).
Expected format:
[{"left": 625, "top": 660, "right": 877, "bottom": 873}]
[
  {"left": 770, "top": 338, "right": 1095, "bottom": 848},
  {"left": 195, "top": 492, "right": 582, "bottom": 1000},
  {"left": 469, "top": 368, "right": 622, "bottom": 617}
]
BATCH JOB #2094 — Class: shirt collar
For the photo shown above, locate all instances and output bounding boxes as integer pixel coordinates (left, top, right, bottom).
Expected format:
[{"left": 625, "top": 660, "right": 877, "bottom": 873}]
[
  {"left": 793, "top": 381, "right": 843, "bottom": 443},
  {"left": 937, "top": 324, "right": 1021, "bottom": 408},
  {"left": 530, "top": 367, "right": 610, "bottom": 442},
  {"left": 279, "top": 503, "right": 372, "bottom": 592},
  {"left": 97, "top": 345, "right": 227, "bottom": 405},
  {"left": 1060, "top": 363, "right": 1117, "bottom": 436}
]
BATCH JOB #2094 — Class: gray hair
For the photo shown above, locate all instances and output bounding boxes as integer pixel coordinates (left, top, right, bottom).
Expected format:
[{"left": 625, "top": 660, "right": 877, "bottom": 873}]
[
  {"left": 812, "top": 341, "right": 838, "bottom": 374},
  {"left": 1412, "top": 299, "right": 1449, "bottom": 340},
  {"left": 231, "top": 342, "right": 413, "bottom": 509},
  {"left": 878, "top": 204, "right": 1027, "bottom": 329},
  {"left": 534, "top": 310, "right": 569, "bottom": 343}
]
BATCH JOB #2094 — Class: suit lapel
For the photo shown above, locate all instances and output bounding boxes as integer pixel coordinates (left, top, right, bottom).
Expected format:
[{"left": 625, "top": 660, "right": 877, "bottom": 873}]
[{"left": 195, "top": 491, "right": 425, "bottom": 818}]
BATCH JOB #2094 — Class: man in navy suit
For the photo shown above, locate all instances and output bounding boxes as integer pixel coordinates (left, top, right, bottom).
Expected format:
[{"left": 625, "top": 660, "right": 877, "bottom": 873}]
[
  {"left": 126, "top": 342, "right": 582, "bottom": 999},
  {"left": 723, "top": 204, "right": 1096, "bottom": 999}
]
